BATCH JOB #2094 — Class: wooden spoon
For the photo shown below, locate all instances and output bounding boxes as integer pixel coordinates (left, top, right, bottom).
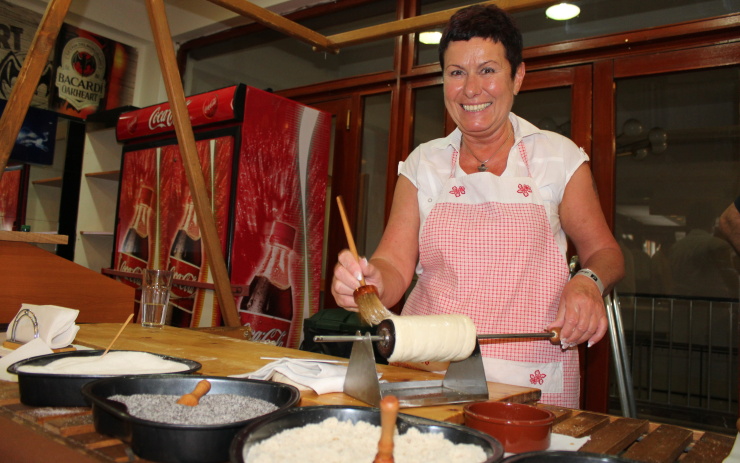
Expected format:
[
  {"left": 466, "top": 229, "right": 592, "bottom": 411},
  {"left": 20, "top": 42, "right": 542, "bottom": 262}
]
[
  {"left": 374, "top": 395, "right": 399, "bottom": 463},
  {"left": 177, "top": 379, "right": 211, "bottom": 406},
  {"left": 102, "top": 313, "right": 134, "bottom": 356}
]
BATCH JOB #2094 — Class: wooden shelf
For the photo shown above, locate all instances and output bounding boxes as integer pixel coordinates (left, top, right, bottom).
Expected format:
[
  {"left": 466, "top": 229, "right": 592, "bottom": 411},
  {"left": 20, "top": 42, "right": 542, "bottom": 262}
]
[
  {"left": 80, "top": 231, "right": 114, "bottom": 236},
  {"left": 32, "top": 177, "right": 63, "bottom": 187},
  {"left": 0, "top": 231, "right": 68, "bottom": 245},
  {"left": 85, "top": 170, "right": 120, "bottom": 181}
]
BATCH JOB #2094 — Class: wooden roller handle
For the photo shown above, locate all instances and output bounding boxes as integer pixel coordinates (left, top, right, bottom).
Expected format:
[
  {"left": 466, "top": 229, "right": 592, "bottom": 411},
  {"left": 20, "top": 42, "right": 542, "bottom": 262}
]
[
  {"left": 374, "top": 395, "right": 399, "bottom": 463},
  {"left": 549, "top": 327, "right": 562, "bottom": 345},
  {"left": 177, "top": 379, "right": 211, "bottom": 406}
]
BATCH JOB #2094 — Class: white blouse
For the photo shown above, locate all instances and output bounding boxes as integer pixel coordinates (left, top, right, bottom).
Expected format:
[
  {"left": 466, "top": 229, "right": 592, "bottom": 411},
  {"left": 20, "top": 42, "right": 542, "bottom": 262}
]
[{"left": 398, "top": 112, "right": 589, "bottom": 261}]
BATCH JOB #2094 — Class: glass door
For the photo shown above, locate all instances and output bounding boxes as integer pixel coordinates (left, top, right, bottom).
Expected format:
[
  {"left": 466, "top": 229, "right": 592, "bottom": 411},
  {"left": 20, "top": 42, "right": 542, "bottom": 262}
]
[{"left": 606, "top": 43, "right": 740, "bottom": 432}]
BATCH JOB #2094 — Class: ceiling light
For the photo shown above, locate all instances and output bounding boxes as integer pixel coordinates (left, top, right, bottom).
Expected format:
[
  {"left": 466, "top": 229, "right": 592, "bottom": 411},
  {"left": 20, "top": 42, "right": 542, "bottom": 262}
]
[
  {"left": 419, "top": 31, "right": 442, "bottom": 45},
  {"left": 546, "top": 3, "right": 580, "bottom": 21}
]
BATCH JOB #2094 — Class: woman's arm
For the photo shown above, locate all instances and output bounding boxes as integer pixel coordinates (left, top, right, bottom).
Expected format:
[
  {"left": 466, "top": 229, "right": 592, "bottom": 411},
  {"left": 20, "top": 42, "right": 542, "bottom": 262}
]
[
  {"left": 553, "top": 163, "right": 625, "bottom": 347},
  {"left": 331, "top": 175, "right": 421, "bottom": 310}
]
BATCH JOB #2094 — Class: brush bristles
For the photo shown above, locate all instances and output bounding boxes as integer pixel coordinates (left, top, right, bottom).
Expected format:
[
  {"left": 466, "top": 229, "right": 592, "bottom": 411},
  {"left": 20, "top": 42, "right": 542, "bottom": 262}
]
[{"left": 353, "top": 285, "right": 393, "bottom": 326}]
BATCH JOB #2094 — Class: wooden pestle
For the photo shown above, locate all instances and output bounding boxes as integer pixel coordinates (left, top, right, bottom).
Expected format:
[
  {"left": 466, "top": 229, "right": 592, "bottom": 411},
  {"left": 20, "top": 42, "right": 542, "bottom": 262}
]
[
  {"left": 177, "top": 379, "right": 211, "bottom": 406},
  {"left": 374, "top": 395, "right": 400, "bottom": 463}
]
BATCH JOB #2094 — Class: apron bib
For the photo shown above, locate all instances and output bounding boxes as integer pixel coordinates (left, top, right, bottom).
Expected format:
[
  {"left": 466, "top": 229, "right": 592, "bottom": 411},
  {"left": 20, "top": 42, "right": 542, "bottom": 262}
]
[{"left": 402, "top": 142, "right": 578, "bottom": 407}]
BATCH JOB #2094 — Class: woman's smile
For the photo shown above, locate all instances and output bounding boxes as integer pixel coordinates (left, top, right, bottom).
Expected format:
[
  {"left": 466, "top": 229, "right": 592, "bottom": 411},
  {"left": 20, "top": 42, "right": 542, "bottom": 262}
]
[{"left": 462, "top": 103, "right": 491, "bottom": 112}]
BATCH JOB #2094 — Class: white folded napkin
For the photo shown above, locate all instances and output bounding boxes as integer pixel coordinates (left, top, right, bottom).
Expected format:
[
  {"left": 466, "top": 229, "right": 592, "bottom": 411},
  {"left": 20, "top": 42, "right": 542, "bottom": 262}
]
[
  {"left": 0, "top": 337, "right": 54, "bottom": 382},
  {"left": 549, "top": 433, "right": 590, "bottom": 452},
  {"left": 231, "top": 358, "right": 353, "bottom": 395},
  {"left": 723, "top": 433, "right": 740, "bottom": 462},
  {"left": 6, "top": 304, "right": 80, "bottom": 349}
]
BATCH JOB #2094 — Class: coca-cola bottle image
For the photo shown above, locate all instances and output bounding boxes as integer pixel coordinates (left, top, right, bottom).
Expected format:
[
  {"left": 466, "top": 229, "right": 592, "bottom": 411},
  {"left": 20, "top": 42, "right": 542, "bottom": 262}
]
[
  {"left": 167, "top": 200, "right": 202, "bottom": 327},
  {"left": 117, "top": 185, "right": 153, "bottom": 287},
  {"left": 239, "top": 221, "right": 295, "bottom": 346}
]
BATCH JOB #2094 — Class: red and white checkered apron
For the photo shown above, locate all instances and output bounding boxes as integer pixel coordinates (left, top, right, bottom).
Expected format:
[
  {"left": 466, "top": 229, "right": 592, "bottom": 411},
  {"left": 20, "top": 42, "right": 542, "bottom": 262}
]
[{"left": 402, "top": 142, "right": 578, "bottom": 407}]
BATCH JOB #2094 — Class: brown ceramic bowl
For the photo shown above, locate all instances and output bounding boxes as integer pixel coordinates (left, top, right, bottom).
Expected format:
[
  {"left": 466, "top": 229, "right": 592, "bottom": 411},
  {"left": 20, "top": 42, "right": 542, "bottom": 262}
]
[{"left": 464, "top": 402, "right": 555, "bottom": 454}]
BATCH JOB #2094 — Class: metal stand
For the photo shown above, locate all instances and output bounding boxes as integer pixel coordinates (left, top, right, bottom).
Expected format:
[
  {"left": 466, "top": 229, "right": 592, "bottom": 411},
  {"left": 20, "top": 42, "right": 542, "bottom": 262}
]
[
  {"left": 8, "top": 308, "right": 39, "bottom": 343},
  {"left": 342, "top": 331, "right": 489, "bottom": 408},
  {"left": 605, "top": 289, "right": 637, "bottom": 417}
]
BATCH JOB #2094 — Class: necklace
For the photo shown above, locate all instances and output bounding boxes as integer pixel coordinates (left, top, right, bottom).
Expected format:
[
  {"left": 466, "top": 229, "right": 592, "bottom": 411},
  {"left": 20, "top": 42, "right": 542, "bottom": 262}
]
[{"left": 465, "top": 128, "right": 513, "bottom": 172}]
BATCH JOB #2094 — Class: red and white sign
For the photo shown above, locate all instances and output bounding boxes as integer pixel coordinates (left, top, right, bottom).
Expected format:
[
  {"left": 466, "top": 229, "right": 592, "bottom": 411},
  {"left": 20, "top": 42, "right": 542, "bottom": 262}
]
[{"left": 116, "top": 85, "right": 243, "bottom": 142}]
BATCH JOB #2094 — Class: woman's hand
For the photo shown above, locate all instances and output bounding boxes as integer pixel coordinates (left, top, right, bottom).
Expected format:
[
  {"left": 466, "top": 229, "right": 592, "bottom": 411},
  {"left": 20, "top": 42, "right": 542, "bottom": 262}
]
[
  {"left": 549, "top": 275, "right": 607, "bottom": 348},
  {"left": 331, "top": 250, "right": 384, "bottom": 310},
  {"left": 557, "top": 163, "right": 625, "bottom": 348}
]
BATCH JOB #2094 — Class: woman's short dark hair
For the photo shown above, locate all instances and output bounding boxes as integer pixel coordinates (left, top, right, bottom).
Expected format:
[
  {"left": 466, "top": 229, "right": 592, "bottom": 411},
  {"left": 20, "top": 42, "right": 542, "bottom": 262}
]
[{"left": 438, "top": 4, "right": 523, "bottom": 79}]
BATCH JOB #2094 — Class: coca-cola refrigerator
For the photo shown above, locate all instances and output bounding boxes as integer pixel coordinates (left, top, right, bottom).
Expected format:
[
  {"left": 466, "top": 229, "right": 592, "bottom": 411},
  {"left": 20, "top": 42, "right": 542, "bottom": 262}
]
[{"left": 112, "top": 85, "right": 331, "bottom": 348}]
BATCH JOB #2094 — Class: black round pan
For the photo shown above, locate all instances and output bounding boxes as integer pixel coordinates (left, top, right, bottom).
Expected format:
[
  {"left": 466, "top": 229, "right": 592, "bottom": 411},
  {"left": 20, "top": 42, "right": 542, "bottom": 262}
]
[
  {"left": 231, "top": 404, "right": 505, "bottom": 463},
  {"left": 502, "top": 450, "right": 640, "bottom": 462},
  {"left": 83, "top": 375, "right": 301, "bottom": 463},
  {"left": 7, "top": 350, "right": 201, "bottom": 407}
]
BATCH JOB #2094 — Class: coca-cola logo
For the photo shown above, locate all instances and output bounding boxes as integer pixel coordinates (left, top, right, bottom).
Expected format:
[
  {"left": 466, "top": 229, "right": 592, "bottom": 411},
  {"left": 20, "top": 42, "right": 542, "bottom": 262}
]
[
  {"left": 118, "top": 254, "right": 146, "bottom": 273},
  {"left": 169, "top": 258, "right": 200, "bottom": 297},
  {"left": 203, "top": 97, "right": 218, "bottom": 118},
  {"left": 170, "top": 270, "right": 198, "bottom": 297},
  {"left": 118, "top": 254, "right": 146, "bottom": 287},
  {"left": 148, "top": 100, "right": 192, "bottom": 130},
  {"left": 248, "top": 325, "right": 288, "bottom": 346}
]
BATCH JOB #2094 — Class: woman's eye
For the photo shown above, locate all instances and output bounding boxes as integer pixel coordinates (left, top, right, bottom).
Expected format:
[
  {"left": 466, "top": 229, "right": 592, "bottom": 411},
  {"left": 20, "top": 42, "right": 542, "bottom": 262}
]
[
  {"left": 448, "top": 69, "right": 464, "bottom": 77},
  {"left": 481, "top": 67, "right": 496, "bottom": 75}
]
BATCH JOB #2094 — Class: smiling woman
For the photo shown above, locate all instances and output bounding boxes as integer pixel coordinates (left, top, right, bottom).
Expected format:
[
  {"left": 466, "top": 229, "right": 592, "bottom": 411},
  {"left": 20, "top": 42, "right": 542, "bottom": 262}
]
[{"left": 330, "top": 3, "right": 625, "bottom": 410}]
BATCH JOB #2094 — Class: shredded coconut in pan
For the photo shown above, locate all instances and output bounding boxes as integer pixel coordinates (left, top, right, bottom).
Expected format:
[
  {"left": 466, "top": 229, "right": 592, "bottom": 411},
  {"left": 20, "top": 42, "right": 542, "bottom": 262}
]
[
  {"left": 244, "top": 417, "right": 488, "bottom": 463},
  {"left": 17, "top": 352, "right": 191, "bottom": 375}
]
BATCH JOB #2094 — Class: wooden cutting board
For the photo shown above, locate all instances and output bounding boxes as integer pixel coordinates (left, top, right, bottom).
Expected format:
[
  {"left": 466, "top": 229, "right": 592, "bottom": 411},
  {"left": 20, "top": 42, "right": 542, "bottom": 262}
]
[{"left": 74, "top": 323, "right": 541, "bottom": 423}]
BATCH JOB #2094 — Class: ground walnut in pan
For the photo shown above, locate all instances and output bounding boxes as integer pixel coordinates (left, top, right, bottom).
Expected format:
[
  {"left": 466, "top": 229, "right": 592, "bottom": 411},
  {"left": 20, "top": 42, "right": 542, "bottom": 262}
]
[{"left": 243, "top": 417, "right": 488, "bottom": 463}]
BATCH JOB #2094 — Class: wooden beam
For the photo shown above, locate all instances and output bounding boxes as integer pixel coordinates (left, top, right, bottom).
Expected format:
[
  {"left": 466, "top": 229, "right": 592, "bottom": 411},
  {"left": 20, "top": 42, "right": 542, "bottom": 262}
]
[
  {"left": 206, "top": 0, "right": 338, "bottom": 53},
  {"left": 203, "top": 0, "right": 558, "bottom": 53},
  {"left": 145, "top": 0, "right": 241, "bottom": 327},
  {"left": 323, "top": 0, "right": 557, "bottom": 49},
  {"left": 0, "top": 0, "right": 71, "bottom": 181}
]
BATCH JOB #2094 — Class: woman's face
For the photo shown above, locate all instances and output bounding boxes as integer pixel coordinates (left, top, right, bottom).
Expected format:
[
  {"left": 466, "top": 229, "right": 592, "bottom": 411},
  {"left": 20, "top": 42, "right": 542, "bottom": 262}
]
[{"left": 443, "top": 37, "right": 524, "bottom": 139}]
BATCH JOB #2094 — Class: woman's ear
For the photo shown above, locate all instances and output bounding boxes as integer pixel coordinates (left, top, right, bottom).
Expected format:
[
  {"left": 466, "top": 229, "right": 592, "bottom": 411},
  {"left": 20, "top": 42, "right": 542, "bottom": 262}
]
[{"left": 513, "top": 62, "right": 526, "bottom": 95}]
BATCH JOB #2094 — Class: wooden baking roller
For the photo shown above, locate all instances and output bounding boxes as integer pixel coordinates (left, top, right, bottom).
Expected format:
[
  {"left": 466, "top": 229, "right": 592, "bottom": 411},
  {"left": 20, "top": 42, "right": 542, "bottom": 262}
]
[{"left": 313, "top": 314, "right": 562, "bottom": 363}]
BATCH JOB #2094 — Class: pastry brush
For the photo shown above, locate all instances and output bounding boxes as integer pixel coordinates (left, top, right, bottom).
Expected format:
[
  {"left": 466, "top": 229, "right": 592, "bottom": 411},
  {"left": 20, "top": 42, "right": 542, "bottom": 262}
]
[{"left": 336, "top": 196, "right": 394, "bottom": 325}]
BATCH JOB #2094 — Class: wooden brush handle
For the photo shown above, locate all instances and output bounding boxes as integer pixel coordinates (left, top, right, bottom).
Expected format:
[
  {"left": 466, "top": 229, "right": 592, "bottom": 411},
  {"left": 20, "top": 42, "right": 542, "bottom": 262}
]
[
  {"left": 177, "top": 379, "right": 211, "bottom": 406},
  {"left": 374, "top": 395, "right": 399, "bottom": 463},
  {"left": 336, "top": 196, "right": 366, "bottom": 285}
]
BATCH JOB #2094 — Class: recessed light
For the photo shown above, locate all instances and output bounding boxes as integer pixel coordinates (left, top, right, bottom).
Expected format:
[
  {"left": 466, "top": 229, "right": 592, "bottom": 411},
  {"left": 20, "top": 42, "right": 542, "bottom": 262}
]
[
  {"left": 546, "top": 3, "right": 580, "bottom": 21},
  {"left": 419, "top": 31, "right": 442, "bottom": 45}
]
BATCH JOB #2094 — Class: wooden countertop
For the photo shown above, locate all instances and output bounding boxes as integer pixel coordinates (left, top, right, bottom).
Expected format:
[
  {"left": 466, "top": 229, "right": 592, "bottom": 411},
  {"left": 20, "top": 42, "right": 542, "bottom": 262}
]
[
  {"left": 0, "top": 324, "right": 735, "bottom": 463},
  {"left": 0, "top": 323, "right": 539, "bottom": 463}
]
